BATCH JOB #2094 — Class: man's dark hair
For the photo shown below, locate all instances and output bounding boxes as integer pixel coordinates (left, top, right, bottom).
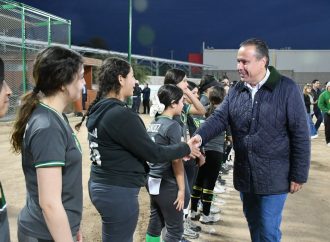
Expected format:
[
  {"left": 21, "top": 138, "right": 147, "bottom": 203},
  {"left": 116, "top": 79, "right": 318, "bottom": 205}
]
[
  {"left": 240, "top": 38, "right": 269, "bottom": 67},
  {"left": 312, "top": 79, "right": 319, "bottom": 84}
]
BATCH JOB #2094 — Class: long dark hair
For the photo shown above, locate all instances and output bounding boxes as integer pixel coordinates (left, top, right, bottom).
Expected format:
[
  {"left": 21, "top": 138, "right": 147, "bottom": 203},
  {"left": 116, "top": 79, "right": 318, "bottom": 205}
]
[
  {"left": 75, "top": 57, "right": 131, "bottom": 131},
  {"left": 11, "top": 46, "right": 83, "bottom": 153},
  {"left": 206, "top": 86, "right": 226, "bottom": 117},
  {"left": 164, "top": 68, "right": 186, "bottom": 85}
]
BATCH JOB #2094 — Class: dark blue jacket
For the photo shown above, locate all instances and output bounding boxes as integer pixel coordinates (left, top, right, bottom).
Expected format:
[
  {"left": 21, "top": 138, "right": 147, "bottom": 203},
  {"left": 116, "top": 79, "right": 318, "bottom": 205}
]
[{"left": 196, "top": 67, "right": 310, "bottom": 194}]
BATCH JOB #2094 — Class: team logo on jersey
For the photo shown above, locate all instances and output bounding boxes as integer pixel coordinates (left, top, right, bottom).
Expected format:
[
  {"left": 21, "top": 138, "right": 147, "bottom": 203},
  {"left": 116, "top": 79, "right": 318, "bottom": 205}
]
[
  {"left": 147, "top": 124, "right": 161, "bottom": 133},
  {"left": 88, "top": 128, "right": 98, "bottom": 138}
]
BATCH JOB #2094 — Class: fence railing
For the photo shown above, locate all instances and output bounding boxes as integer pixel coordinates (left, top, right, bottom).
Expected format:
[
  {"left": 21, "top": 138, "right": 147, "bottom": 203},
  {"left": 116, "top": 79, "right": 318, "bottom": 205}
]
[{"left": 0, "top": 0, "right": 70, "bottom": 119}]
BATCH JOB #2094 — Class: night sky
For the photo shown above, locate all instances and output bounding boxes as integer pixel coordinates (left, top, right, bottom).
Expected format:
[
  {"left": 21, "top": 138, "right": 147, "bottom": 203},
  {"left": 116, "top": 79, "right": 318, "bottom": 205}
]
[{"left": 22, "top": 0, "right": 330, "bottom": 60}]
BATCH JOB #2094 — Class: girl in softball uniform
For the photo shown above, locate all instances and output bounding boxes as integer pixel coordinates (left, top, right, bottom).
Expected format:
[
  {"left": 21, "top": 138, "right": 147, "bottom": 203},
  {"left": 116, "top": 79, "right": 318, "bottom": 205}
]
[
  {"left": 146, "top": 84, "right": 187, "bottom": 242},
  {"left": 190, "top": 85, "right": 228, "bottom": 224},
  {"left": 11, "top": 46, "right": 85, "bottom": 242}
]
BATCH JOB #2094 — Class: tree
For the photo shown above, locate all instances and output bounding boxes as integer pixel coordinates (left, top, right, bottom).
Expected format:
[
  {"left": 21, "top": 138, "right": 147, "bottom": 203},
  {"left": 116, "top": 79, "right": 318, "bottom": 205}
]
[{"left": 131, "top": 60, "right": 150, "bottom": 84}]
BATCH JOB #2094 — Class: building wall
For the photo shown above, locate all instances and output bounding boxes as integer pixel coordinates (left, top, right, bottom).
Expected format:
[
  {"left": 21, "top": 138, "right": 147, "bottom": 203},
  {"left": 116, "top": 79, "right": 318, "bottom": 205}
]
[
  {"left": 203, "top": 49, "right": 330, "bottom": 87},
  {"left": 145, "top": 76, "right": 200, "bottom": 85}
]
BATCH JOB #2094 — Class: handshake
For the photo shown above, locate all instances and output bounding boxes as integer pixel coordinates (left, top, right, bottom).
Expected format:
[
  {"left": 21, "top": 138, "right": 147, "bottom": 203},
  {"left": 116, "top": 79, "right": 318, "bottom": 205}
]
[{"left": 184, "top": 135, "right": 205, "bottom": 166}]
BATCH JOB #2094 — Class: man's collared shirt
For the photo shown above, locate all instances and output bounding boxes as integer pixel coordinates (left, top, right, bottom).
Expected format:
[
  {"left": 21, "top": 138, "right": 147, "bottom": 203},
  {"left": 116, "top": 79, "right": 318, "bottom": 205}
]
[{"left": 245, "top": 68, "right": 270, "bottom": 104}]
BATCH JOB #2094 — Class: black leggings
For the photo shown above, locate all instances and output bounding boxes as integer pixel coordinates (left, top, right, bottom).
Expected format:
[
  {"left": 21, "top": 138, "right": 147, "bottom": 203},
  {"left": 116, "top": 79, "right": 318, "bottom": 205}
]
[
  {"left": 147, "top": 179, "right": 184, "bottom": 242},
  {"left": 191, "top": 151, "right": 223, "bottom": 215}
]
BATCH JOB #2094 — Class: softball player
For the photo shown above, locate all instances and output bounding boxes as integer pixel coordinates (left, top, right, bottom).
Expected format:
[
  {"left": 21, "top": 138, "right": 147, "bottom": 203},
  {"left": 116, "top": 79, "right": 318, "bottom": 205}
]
[
  {"left": 11, "top": 47, "right": 85, "bottom": 242},
  {"left": 0, "top": 57, "right": 12, "bottom": 242},
  {"left": 146, "top": 84, "right": 189, "bottom": 242}
]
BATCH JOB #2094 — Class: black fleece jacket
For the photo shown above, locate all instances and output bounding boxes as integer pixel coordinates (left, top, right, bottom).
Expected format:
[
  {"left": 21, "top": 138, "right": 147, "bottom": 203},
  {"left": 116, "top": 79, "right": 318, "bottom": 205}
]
[{"left": 86, "top": 98, "right": 190, "bottom": 187}]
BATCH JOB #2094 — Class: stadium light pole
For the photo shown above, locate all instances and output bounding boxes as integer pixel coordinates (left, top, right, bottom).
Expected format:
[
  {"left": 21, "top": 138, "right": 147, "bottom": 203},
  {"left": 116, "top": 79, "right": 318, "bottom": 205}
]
[{"left": 128, "top": 0, "right": 132, "bottom": 63}]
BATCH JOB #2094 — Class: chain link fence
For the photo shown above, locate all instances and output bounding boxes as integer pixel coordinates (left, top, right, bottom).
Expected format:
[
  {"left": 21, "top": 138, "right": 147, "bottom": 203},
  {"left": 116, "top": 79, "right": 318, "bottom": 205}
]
[{"left": 0, "top": 0, "right": 70, "bottom": 120}]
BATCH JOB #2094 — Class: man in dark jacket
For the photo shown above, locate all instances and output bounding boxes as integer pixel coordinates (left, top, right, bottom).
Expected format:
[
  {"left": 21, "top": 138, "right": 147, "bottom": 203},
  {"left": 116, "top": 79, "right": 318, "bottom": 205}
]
[
  {"left": 132, "top": 81, "right": 142, "bottom": 113},
  {"left": 311, "top": 79, "right": 323, "bottom": 132},
  {"left": 142, "top": 83, "right": 151, "bottom": 114},
  {"left": 191, "top": 38, "right": 310, "bottom": 242}
]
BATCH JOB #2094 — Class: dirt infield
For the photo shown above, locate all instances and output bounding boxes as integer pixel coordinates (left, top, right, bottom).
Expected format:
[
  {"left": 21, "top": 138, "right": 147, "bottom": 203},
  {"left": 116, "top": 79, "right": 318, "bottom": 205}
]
[{"left": 1, "top": 115, "right": 330, "bottom": 242}]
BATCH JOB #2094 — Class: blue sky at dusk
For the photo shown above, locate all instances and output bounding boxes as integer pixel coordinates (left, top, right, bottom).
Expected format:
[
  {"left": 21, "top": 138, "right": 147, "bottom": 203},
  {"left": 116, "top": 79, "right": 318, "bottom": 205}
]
[{"left": 22, "top": 0, "right": 330, "bottom": 60}]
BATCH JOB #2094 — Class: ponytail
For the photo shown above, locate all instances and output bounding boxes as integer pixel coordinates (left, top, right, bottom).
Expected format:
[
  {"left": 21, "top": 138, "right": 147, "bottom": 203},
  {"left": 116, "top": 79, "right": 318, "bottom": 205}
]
[
  {"left": 75, "top": 90, "right": 103, "bottom": 131},
  {"left": 206, "top": 103, "right": 216, "bottom": 118},
  {"left": 11, "top": 91, "right": 39, "bottom": 153},
  {"left": 205, "top": 85, "right": 225, "bottom": 118},
  {"left": 75, "top": 57, "right": 131, "bottom": 131}
]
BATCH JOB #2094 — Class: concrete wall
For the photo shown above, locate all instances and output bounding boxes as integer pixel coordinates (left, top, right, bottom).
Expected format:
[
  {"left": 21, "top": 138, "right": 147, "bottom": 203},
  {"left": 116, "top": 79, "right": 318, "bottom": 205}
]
[
  {"left": 203, "top": 49, "right": 330, "bottom": 87},
  {"left": 145, "top": 76, "right": 201, "bottom": 85}
]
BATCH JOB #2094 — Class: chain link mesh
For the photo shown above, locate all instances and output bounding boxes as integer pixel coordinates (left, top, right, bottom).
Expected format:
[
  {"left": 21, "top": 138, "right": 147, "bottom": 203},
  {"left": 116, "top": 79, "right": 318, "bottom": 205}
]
[{"left": 0, "top": 0, "right": 70, "bottom": 119}]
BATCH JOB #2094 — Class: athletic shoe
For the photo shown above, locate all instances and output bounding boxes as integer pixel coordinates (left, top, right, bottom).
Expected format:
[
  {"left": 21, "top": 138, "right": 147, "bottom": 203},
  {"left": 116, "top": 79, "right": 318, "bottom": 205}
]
[
  {"left": 311, "top": 134, "right": 318, "bottom": 139},
  {"left": 183, "top": 220, "right": 199, "bottom": 239},
  {"left": 327, "top": 143, "right": 330, "bottom": 147},
  {"left": 199, "top": 213, "right": 221, "bottom": 224},
  {"left": 210, "top": 204, "right": 221, "bottom": 214},
  {"left": 185, "top": 217, "right": 201, "bottom": 232},
  {"left": 213, "top": 185, "right": 226, "bottom": 194},
  {"left": 222, "top": 163, "right": 231, "bottom": 171},
  {"left": 190, "top": 210, "right": 200, "bottom": 221},
  {"left": 213, "top": 198, "right": 226, "bottom": 206}
]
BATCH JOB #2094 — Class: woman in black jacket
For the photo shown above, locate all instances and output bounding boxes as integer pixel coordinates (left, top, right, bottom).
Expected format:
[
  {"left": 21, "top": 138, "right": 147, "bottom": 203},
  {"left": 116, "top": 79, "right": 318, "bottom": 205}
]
[{"left": 75, "top": 57, "right": 200, "bottom": 242}]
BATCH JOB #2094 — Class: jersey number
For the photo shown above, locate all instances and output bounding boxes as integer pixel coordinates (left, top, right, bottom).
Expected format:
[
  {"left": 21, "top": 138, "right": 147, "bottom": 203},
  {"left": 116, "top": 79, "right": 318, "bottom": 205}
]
[{"left": 89, "top": 141, "right": 101, "bottom": 166}]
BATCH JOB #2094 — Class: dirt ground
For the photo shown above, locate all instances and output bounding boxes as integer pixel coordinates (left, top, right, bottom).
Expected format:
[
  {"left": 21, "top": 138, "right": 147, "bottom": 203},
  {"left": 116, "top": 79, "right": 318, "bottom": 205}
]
[{"left": 1, "top": 115, "right": 330, "bottom": 242}]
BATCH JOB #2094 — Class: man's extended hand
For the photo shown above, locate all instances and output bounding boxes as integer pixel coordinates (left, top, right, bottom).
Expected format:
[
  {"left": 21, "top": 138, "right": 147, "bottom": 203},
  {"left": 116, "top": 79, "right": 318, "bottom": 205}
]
[
  {"left": 290, "top": 181, "right": 303, "bottom": 194},
  {"left": 187, "top": 135, "right": 202, "bottom": 158},
  {"left": 188, "top": 135, "right": 202, "bottom": 147}
]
